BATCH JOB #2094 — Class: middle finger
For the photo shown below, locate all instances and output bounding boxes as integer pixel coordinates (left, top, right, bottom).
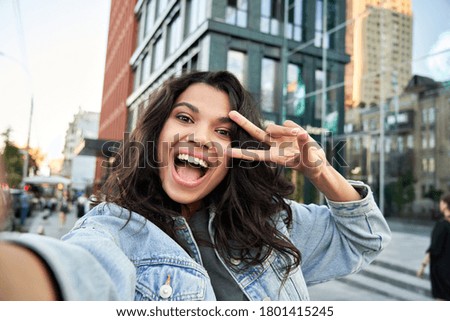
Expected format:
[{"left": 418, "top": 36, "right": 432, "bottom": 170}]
[{"left": 229, "top": 110, "right": 270, "bottom": 142}]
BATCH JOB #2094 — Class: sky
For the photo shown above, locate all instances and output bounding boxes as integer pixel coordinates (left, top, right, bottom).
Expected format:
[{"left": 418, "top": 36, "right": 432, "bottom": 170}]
[
  {"left": 0, "top": 0, "right": 111, "bottom": 160},
  {"left": 0, "top": 0, "right": 449, "bottom": 163}
]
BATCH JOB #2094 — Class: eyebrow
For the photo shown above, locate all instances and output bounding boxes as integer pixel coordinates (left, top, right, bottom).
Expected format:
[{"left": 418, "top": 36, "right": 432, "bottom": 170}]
[
  {"left": 173, "top": 101, "right": 232, "bottom": 124},
  {"left": 173, "top": 102, "right": 199, "bottom": 113}
]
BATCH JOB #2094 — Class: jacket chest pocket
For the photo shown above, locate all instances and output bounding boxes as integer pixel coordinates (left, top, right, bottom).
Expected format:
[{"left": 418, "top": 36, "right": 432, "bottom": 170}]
[{"left": 134, "top": 258, "right": 208, "bottom": 301}]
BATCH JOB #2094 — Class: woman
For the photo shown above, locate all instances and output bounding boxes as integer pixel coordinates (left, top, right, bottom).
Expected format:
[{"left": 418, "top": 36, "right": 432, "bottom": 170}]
[
  {"left": 0, "top": 71, "right": 390, "bottom": 300},
  {"left": 417, "top": 194, "right": 450, "bottom": 300}
]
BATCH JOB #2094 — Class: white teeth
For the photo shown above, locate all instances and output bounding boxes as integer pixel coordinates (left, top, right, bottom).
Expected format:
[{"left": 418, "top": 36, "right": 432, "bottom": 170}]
[{"left": 177, "top": 153, "right": 208, "bottom": 168}]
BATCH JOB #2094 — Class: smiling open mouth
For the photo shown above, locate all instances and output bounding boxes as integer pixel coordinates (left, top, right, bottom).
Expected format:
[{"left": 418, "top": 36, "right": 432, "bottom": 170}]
[{"left": 174, "top": 153, "right": 209, "bottom": 181}]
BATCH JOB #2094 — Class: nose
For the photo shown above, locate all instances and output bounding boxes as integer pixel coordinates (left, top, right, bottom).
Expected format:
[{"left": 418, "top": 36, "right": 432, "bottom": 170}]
[{"left": 187, "top": 124, "right": 211, "bottom": 148}]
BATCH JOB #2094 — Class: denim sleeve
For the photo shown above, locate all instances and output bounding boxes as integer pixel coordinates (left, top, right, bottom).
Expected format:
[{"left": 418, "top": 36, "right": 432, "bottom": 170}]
[
  {"left": 287, "top": 181, "right": 391, "bottom": 285},
  {"left": 0, "top": 220, "right": 136, "bottom": 300}
]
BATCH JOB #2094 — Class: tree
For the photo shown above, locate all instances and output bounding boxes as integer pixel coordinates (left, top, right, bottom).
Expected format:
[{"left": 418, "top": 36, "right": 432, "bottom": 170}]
[
  {"left": 385, "top": 170, "right": 416, "bottom": 216},
  {"left": 1, "top": 128, "right": 24, "bottom": 188},
  {"left": 28, "top": 147, "right": 45, "bottom": 176}
]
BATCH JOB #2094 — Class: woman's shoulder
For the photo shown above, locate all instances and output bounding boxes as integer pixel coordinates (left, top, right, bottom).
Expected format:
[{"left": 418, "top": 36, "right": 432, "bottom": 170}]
[
  {"left": 71, "top": 202, "right": 150, "bottom": 235},
  {"left": 434, "top": 219, "right": 450, "bottom": 231}
]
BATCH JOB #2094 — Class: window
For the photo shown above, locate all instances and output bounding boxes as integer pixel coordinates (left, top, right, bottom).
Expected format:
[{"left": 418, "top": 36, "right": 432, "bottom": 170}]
[
  {"left": 363, "top": 120, "right": 369, "bottom": 132},
  {"left": 422, "top": 158, "right": 427, "bottom": 172},
  {"left": 261, "top": 0, "right": 281, "bottom": 36},
  {"left": 226, "top": 0, "right": 247, "bottom": 28},
  {"left": 286, "top": 0, "right": 303, "bottom": 41},
  {"left": 141, "top": 53, "right": 151, "bottom": 84},
  {"left": 315, "top": 0, "right": 324, "bottom": 47},
  {"left": 353, "top": 137, "right": 360, "bottom": 152},
  {"left": 137, "top": 13, "right": 146, "bottom": 45},
  {"left": 406, "top": 134, "right": 413, "bottom": 149},
  {"left": 370, "top": 137, "right": 378, "bottom": 153},
  {"left": 315, "top": 0, "right": 337, "bottom": 48},
  {"left": 429, "top": 157, "right": 435, "bottom": 173},
  {"left": 422, "top": 133, "right": 427, "bottom": 149},
  {"left": 344, "top": 123, "right": 353, "bottom": 134},
  {"left": 133, "top": 67, "right": 140, "bottom": 90},
  {"left": 397, "top": 136, "right": 404, "bottom": 153},
  {"left": 153, "top": 36, "right": 164, "bottom": 71},
  {"left": 429, "top": 131, "right": 435, "bottom": 148},
  {"left": 385, "top": 136, "right": 391, "bottom": 153},
  {"left": 157, "top": 0, "right": 169, "bottom": 16},
  {"left": 261, "top": 57, "right": 278, "bottom": 113},
  {"left": 168, "top": 13, "right": 182, "bottom": 55},
  {"left": 145, "top": 0, "right": 156, "bottom": 36},
  {"left": 188, "top": 0, "right": 207, "bottom": 33},
  {"left": 127, "top": 105, "right": 139, "bottom": 132},
  {"left": 428, "top": 107, "right": 435, "bottom": 125},
  {"left": 286, "top": 63, "right": 305, "bottom": 116},
  {"left": 227, "top": 50, "right": 247, "bottom": 85},
  {"left": 315, "top": 69, "right": 324, "bottom": 119},
  {"left": 182, "top": 54, "right": 199, "bottom": 72},
  {"left": 422, "top": 108, "right": 428, "bottom": 124}
]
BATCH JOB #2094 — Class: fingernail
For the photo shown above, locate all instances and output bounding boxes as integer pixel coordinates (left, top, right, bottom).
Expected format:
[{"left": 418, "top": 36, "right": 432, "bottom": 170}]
[{"left": 291, "top": 128, "right": 300, "bottom": 134}]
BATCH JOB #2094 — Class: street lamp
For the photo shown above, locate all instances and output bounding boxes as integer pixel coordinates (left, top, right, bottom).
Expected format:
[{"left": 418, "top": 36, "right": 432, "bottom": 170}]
[{"left": 0, "top": 51, "right": 34, "bottom": 180}]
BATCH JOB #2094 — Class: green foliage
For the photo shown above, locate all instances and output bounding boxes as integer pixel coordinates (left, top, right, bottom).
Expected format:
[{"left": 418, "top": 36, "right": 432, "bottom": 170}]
[
  {"left": 1, "top": 128, "right": 24, "bottom": 188},
  {"left": 385, "top": 170, "right": 416, "bottom": 214},
  {"left": 424, "top": 186, "right": 443, "bottom": 202}
]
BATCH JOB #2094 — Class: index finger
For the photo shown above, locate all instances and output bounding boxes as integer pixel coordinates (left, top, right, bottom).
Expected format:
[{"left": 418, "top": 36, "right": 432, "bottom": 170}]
[{"left": 229, "top": 110, "right": 269, "bottom": 142}]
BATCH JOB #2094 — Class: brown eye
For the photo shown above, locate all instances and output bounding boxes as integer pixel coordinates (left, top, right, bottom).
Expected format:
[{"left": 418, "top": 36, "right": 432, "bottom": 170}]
[
  {"left": 176, "top": 114, "right": 193, "bottom": 123},
  {"left": 216, "top": 129, "right": 231, "bottom": 137}
]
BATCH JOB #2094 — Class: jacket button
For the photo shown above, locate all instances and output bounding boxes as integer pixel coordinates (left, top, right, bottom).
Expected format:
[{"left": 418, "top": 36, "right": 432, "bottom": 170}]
[
  {"left": 159, "top": 284, "right": 173, "bottom": 299},
  {"left": 230, "top": 258, "right": 241, "bottom": 265}
]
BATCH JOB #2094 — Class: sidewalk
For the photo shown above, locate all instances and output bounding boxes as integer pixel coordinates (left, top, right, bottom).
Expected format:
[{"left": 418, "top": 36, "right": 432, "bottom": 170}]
[
  {"left": 379, "top": 218, "right": 432, "bottom": 271},
  {"left": 309, "top": 218, "right": 434, "bottom": 300},
  {"left": 28, "top": 207, "right": 78, "bottom": 239}
]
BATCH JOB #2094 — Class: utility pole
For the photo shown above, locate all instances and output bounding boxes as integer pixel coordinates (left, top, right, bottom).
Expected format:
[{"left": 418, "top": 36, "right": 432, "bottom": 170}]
[{"left": 280, "top": 0, "right": 289, "bottom": 124}]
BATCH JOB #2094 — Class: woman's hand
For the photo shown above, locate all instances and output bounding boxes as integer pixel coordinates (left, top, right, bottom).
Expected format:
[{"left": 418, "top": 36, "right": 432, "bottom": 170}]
[
  {"left": 417, "top": 254, "right": 429, "bottom": 278},
  {"left": 227, "top": 111, "right": 328, "bottom": 180},
  {"left": 416, "top": 265, "right": 426, "bottom": 278},
  {"left": 228, "top": 111, "right": 361, "bottom": 202}
]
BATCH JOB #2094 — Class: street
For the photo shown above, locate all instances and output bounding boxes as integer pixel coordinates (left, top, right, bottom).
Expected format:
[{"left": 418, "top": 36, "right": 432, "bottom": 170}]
[
  {"left": 22, "top": 208, "right": 434, "bottom": 301},
  {"left": 309, "top": 218, "right": 433, "bottom": 300}
]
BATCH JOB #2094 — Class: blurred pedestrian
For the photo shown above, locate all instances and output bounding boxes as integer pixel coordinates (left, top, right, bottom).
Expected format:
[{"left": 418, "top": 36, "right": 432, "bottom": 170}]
[
  {"left": 417, "top": 193, "right": 450, "bottom": 300},
  {"left": 76, "top": 193, "right": 87, "bottom": 218},
  {"left": 0, "top": 71, "right": 391, "bottom": 300},
  {"left": 0, "top": 156, "right": 8, "bottom": 228},
  {"left": 19, "top": 190, "right": 30, "bottom": 228},
  {"left": 58, "top": 191, "right": 70, "bottom": 229}
]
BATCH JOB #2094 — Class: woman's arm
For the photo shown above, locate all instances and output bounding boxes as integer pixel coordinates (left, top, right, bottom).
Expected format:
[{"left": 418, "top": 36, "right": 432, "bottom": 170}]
[
  {"left": 286, "top": 184, "right": 391, "bottom": 284},
  {"left": 416, "top": 252, "right": 430, "bottom": 278},
  {"left": 0, "top": 242, "right": 59, "bottom": 300}
]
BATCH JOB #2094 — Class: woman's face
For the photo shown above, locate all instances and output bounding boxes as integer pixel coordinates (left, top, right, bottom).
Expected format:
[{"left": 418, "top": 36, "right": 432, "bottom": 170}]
[{"left": 157, "top": 83, "right": 233, "bottom": 213}]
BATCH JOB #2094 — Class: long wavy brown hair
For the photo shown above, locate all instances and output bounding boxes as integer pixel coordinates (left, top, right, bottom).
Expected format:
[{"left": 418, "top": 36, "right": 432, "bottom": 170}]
[{"left": 98, "top": 71, "right": 301, "bottom": 278}]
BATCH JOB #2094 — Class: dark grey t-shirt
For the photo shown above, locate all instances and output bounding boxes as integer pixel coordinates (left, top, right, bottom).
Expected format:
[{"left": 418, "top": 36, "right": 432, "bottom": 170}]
[{"left": 188, "top": 210, "right": 248, "bottom": 301}]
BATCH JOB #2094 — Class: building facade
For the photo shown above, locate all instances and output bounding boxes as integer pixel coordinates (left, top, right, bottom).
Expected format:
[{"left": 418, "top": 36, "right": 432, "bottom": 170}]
[
  {"left": 345, "top": 0, "right": 413, "bottom": 108},
  {"left": 62, "top": 109, "right": 100, "bottom": 194},
  {"left": 96, "top": 0, "right": 349, "bottom": 202},
  {"left": 128, "top": 0, "right": 348, "bottom": 132},
  {"left": 94, "top": 0, "right": 138, "bottom": 189},
  {"left": 344, "top": 76, "right": 450, "bottom": 218}
]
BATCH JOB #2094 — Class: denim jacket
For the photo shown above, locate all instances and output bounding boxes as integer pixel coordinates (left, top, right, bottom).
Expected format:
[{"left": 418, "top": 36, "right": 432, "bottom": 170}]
[{"left": 1, "top": 181, "right": 391, "bottom": 301}]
